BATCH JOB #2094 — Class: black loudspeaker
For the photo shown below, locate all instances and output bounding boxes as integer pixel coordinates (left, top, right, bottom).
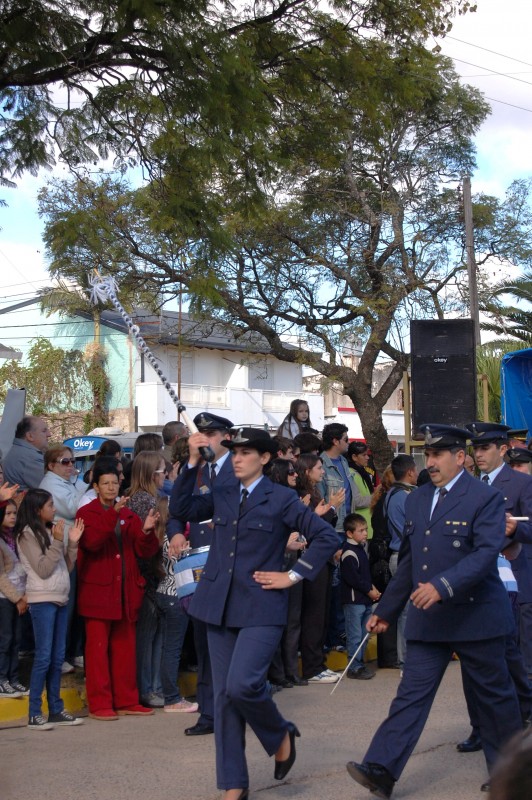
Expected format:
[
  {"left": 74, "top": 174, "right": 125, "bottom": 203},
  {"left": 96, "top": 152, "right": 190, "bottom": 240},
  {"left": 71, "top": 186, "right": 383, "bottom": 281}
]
[{"left": 410, "top": 319, "right": 477, "bottom": 435}]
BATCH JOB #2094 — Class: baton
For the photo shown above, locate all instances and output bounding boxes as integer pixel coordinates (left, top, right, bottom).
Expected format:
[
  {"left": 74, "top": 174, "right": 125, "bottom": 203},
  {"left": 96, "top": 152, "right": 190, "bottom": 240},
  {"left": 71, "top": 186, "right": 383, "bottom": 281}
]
[
  {"left": 330, "top": 633, "right": 371, "bottom": 695},
  {"left": 88, "top": 273, "right": 214, "bottom": 462}
]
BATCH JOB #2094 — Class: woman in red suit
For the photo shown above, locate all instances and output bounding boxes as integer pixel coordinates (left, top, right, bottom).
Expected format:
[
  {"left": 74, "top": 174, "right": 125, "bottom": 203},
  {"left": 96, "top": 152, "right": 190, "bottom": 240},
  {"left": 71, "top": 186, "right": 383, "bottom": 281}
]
[{"left": 76, "top": 461, "right": 160, "bottom": 720}]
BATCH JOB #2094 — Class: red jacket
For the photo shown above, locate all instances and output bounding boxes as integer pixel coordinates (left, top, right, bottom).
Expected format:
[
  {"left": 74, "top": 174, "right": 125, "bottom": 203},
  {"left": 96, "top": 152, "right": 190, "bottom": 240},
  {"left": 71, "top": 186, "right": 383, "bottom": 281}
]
[{"left": 76, "top": 499, "right": 159, "bottom": 622}]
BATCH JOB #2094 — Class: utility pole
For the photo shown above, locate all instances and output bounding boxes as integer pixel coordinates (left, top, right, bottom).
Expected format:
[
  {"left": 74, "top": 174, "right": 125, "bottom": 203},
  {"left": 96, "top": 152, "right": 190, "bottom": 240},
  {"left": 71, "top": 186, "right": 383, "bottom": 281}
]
[{"left": 462, "top": 176, "right": 480, "bottom": 345}]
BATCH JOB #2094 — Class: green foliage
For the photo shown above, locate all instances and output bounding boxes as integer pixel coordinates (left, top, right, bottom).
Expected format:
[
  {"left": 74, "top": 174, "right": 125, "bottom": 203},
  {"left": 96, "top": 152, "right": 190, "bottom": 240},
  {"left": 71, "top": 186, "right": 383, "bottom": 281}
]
[
  {"left": 476, "top": 340, "right": 524, "bottom": 422},
  {"left": 1, "top": 1, "right": 474, "bottom": 191},
  {"left": 83, "top": 343, "right": 110, "bottom": 432},
  {"left": 0, "top": 337, "right": 93, "bottom": 413}
]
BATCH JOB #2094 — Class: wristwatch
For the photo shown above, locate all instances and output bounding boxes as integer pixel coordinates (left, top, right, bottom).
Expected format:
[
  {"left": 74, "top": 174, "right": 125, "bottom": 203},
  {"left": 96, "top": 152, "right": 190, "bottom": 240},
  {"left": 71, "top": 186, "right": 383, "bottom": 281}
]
[{"left": 287, "top": 570, "right": 303, "bottom": 584}]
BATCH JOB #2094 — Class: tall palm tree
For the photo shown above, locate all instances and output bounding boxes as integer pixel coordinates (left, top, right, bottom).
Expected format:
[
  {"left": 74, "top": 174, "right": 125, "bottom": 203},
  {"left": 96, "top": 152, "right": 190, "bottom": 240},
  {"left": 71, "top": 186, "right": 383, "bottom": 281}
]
[{"left": 481, "top": 270, "right": 532, "bottom": 346}]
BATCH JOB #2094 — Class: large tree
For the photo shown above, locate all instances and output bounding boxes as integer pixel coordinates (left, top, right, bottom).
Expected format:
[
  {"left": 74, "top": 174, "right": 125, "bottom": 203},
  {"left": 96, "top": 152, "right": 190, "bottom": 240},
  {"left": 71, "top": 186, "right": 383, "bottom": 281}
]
[
  {"left": 39, "top": 34, "right": 516, "bottom": 469},
  {"left": 2, "top": 1, "right": 474, "bottom": 191}
]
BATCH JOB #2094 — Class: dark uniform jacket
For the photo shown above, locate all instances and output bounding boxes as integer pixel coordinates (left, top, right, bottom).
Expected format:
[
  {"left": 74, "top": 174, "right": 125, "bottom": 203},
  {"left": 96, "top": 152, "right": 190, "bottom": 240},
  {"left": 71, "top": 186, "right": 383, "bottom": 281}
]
[
  {"left": 494, "top": 463, "right": 532, "bottom": 603},
  {"left": 169, "top": 456, "right": 237, "bottom": 549},
  {"left": 374, "top": 470, "right": 514, "bottom": 642},
  {"left": 170, "top": 466, "right": 340, "bottom": 628}
]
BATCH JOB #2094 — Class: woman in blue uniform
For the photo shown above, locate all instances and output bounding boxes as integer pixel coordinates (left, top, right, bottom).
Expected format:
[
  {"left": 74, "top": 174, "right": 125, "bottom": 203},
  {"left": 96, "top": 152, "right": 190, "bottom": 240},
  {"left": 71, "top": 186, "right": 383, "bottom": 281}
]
[{"left": 170, "top": 427, "right": 339, "bottom": 800}]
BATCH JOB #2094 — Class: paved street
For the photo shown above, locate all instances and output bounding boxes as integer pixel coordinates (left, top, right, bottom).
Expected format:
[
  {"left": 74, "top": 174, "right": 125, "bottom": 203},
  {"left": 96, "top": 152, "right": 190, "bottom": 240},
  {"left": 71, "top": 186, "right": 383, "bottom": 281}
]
[{"left": 0, "top": 660, "right": 492, "bottom": 800}]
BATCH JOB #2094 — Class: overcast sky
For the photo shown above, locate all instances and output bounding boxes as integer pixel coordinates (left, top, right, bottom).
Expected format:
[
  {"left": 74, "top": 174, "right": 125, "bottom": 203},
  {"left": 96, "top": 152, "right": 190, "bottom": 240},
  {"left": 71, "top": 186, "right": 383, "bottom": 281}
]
[{"left": 0, "top": 0, "right": 530, "bottom": 313}]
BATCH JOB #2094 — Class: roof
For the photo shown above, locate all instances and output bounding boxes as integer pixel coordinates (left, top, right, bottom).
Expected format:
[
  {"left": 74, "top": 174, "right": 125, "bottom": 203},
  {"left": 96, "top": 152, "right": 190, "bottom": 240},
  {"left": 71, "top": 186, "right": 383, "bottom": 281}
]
[
  {"left": 79, "top": 309, "right": 291, "bottom": 356},
  {"left": 0, "top": 342, "right": 22, "bottom": 361}
]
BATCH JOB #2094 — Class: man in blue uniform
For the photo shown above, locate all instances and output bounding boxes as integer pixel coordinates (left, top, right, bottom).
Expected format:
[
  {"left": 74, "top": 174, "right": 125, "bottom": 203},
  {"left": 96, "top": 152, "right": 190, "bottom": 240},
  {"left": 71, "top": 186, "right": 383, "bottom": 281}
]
[
  {"left": 346, "top": 424, "right": 521, "bottom": 798},
  {"left": 466, "top": 421, "right": 532, "bottom": 678},
  {"left": 452, "top": 421, "right": 532, "bottom": 762},
  {"left": 168, "top": 411, "right": 236, "bottom": 736},
  {"left": 172, "top": 427, "right": 339, "bottom": 800}
]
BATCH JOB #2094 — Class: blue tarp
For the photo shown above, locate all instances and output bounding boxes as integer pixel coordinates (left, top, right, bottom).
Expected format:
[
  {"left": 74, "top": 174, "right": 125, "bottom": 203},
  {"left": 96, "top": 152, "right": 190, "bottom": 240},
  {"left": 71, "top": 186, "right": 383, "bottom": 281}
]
[{"left": 501, "top": 348, "right": 532, "bottom": 438}]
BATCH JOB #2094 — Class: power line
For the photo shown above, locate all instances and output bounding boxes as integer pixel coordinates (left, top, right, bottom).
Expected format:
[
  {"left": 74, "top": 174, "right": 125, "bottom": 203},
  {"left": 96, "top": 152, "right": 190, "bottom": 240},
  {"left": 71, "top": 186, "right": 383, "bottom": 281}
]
[
  {"left": 450, "top": 56, "right": 532, "bottom": 89},
  {"left": 445, "top": 35, "right": 532, "bottom": 70}
]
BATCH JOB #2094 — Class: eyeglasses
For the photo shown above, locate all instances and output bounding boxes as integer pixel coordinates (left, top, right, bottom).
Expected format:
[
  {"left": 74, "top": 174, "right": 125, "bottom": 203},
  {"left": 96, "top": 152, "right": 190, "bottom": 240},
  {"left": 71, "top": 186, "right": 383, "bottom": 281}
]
[
  {"left": 287, "top": 469, "right": 296, "bottom": 475},
  {"left": 56, "top": 458, "right": 76, "bottom": 465}
]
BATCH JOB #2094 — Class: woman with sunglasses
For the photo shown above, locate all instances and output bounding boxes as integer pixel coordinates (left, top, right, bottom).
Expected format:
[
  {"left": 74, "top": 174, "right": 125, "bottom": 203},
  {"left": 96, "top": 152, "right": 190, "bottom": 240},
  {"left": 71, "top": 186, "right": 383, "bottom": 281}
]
[{"left": 40, "top": 445, "right": 90, "bottom": 673}]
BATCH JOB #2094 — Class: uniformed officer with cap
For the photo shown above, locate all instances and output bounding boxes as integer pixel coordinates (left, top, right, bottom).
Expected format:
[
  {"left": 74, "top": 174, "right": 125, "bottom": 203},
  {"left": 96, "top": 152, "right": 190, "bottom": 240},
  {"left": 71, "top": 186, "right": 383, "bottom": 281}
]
[
  {"left": 506, "top": 445, "right": 532, "bottom": 474},
  {"left": 346, "top": 424, "right": 521, "bottom": 798},
  {"left": 168, "top": 411, "right": 236, "bottom": 736},
  {"left": 171, "top": 425, "right": 339, "bottom": 800},
  {"left": 466, "top": 421, "right": 532, "bottom": 679},
  {"left": 450, "top": 422, "right": 532, "bottom": 758}
]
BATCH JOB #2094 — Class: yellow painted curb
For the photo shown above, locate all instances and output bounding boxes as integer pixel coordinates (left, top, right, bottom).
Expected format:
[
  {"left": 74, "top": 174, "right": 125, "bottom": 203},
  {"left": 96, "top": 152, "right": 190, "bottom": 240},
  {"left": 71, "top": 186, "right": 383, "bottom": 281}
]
[{"left": 0, "top": 687, "right": 87, "bottom": 729}]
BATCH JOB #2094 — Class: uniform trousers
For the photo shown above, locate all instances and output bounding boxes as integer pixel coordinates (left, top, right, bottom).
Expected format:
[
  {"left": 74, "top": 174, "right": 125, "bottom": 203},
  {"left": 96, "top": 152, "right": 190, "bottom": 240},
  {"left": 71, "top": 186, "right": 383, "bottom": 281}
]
[
  {"left": 192, "top": 617, "right": 214, "bottom": 725},
  {"left": 207, "top": 623, "right": 289, "bottom": 790},
  {"left": 519, "top": 602, "right": 532, "bottom": 675},
  {"left": 365, "top": 637, "right": 521, "bottom": 779},
  {"left": 85, "top": 616, "right": 139, "bottom": 713},
  {"left": 462, "top": 632, "right": 532, "bottom": 733}
]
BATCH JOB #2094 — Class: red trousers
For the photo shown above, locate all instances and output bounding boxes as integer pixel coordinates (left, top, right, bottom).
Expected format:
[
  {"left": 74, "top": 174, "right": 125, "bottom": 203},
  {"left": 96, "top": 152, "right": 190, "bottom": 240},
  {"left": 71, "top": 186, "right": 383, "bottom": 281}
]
[{"left": 84, "top": 617, "right": 139, "bottom": 713}]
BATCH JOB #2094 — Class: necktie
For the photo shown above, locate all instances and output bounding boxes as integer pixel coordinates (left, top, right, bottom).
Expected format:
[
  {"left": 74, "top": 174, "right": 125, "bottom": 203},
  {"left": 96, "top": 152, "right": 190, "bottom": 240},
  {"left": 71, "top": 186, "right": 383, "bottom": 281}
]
[
  {"left": 482, "top": 475, "right": 490, "bottom": 484},
  {"left": 210, "top": 463, "right": 217, "bottom": 485},
  {"left": 239, "top": 488, "right": 249, "bottom": 515},
  {"left": 432, "top": 487, "right": 448, "bottom": 517}
]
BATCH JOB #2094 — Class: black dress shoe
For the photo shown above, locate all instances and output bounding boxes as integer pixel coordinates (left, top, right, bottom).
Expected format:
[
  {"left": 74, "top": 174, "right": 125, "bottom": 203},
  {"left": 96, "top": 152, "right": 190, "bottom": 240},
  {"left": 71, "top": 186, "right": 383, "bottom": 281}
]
[
  {"left": 274, "top": 724, "right": 301, "bottom": 780},
  {"left": 481, "top": 781, "right": 490, "bottom": 792},
  {"left": 286, "top": 675, "right": 308, "bottom": 686},
  {"left": 279, "top": 678, "right": 294, "bottom": 688},
  {"left": 456, "top": 733, "right": 482, "bottom": 753},
  {"left": 346, "top": 761, "right": 395, "bottom": 799},
  {"left": 184, "top": 721, "right": 214, "bottom": 736}
]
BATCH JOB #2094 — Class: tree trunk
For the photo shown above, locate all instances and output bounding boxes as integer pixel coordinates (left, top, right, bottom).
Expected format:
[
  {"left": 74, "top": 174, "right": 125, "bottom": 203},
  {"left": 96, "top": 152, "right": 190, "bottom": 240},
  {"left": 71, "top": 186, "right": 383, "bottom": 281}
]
[{"left": 346, "top": 391, "right": 395, "bottom": 474}]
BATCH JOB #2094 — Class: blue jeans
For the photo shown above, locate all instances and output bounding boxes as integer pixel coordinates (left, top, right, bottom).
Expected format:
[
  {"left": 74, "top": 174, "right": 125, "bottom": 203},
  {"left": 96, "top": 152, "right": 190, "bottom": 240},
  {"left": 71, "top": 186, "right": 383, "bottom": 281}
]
[
  {"left": 29, "top": 602, "right": 68, "bottom": 717},
  {"left": 155, "top": 592, "right": 189, "bottom": 705},
  {"left": 343, "top": 603, "right": 372, "bottom": 671},
  {"left": 136, "top": 593, "right": 163, "bottom": 698},
  {"left": 0, "top": 598, "right": 22, "bottom": 682}
]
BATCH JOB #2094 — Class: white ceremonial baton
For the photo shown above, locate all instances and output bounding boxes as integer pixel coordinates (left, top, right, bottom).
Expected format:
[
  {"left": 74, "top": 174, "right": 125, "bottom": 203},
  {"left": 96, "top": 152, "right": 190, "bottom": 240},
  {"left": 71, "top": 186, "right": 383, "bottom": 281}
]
[{"left": 330, "top": 632, "right": 370, "bottom": 695}]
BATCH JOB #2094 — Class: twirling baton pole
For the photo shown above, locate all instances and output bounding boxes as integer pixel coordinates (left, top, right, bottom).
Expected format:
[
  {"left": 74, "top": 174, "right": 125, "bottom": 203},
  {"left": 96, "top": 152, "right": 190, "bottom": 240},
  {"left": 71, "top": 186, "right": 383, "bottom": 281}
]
[
  {"left": 88, "top": 273, "right": 214, "bottom": 462},
  {"left": 330, "top": 633, "right": 370, "bottom": 695}
]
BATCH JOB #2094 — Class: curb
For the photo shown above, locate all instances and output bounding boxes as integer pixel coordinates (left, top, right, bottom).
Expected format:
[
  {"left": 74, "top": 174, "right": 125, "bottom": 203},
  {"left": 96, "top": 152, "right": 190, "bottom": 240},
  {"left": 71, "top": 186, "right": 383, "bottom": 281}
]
[{"left": 0, "top": 636, "right": 376, "bottom": 729}]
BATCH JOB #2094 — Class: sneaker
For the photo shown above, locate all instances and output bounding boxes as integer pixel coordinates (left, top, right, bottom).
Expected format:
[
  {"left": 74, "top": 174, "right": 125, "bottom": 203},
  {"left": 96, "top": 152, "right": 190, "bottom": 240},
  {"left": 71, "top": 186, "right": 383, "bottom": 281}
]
[
  {"left": 28, "top": 714, "right": 55, "bottom": 731},
  {"left": 308, "top": 670, "right": 339, "bottom": 684},
  {"left": 141, "top": 692, "right": 165, "bottom": 708},
  {"left": 9, "top": 681, "right": 29, "bottom": 695},
  {"left": 73, "top": 656, "right": 84, "bottom": 669},
  {"left": 0, "top": 680, "right": 23, "bottom": 698},
  {"left": 164, "top": 699, "right": 199, "bottom": 713},
  {"left": 323, "top": 668, "right": 340, "bottom": 678},
  {"left": 61, "top": 661, "right": 75, "bottom": 674},
  {"left": 48, "top": 710, "right": 84, "bottom": 726}
]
